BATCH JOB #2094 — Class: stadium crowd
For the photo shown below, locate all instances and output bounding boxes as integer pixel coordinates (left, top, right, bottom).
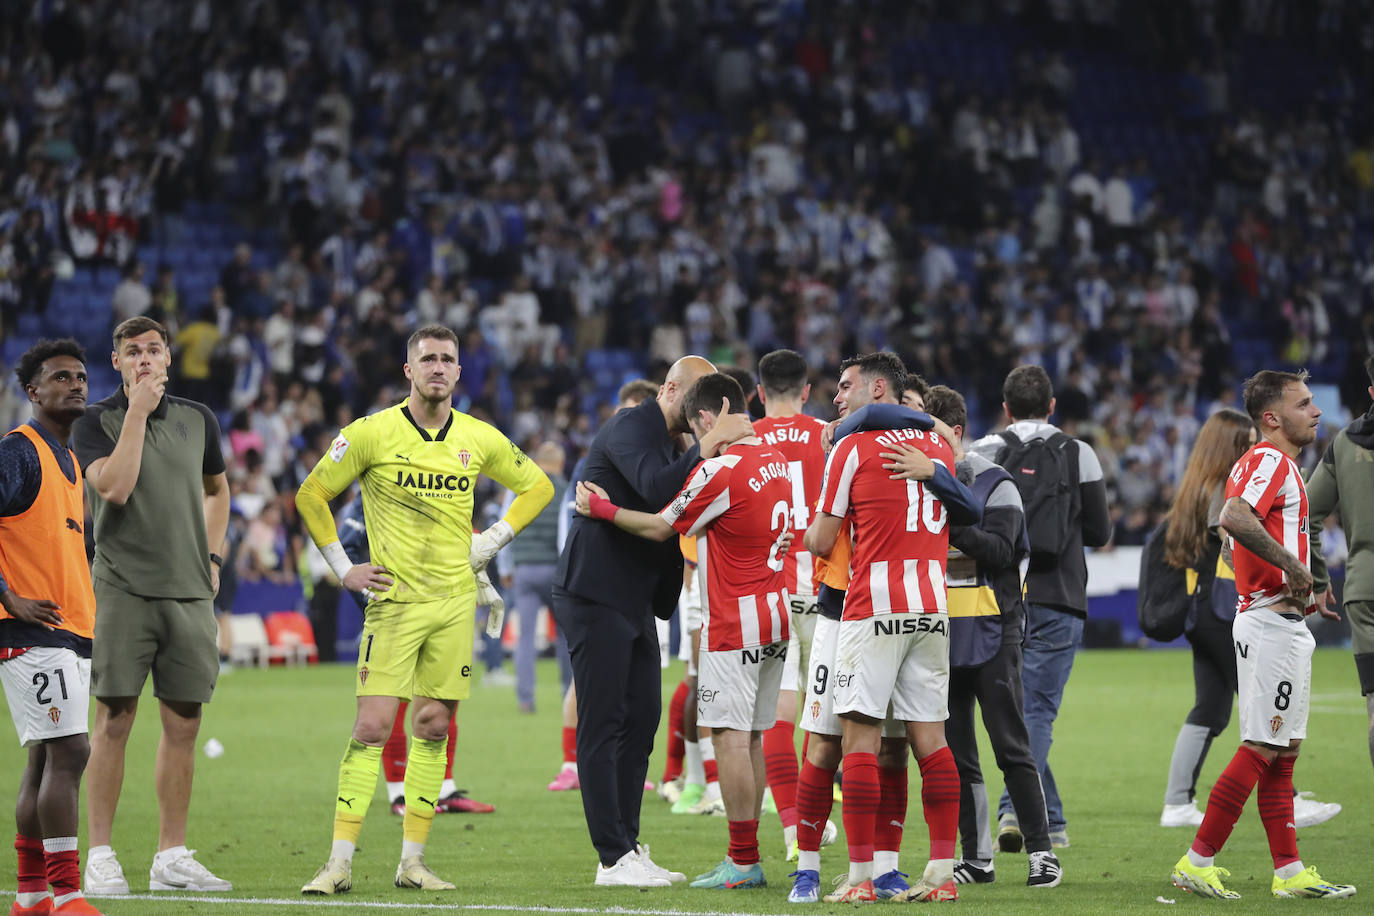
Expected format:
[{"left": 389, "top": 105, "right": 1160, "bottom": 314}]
[{"left": 1, "top": 0, "right": 1373, "bottom": 586}]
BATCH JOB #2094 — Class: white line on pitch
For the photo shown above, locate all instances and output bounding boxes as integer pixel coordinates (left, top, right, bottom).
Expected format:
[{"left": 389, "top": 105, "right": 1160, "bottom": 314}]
[{"left": 54, "top": 893, "right": 800, "bottom": 916}]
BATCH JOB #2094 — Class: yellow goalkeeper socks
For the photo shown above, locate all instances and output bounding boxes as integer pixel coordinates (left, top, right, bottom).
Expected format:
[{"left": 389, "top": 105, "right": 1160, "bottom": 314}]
[
  {"left": 332, "top": 739, "right": 382, "bottom": 850},
  {"left": 403, "top": 736, "right": 448, "bottom": 849}
]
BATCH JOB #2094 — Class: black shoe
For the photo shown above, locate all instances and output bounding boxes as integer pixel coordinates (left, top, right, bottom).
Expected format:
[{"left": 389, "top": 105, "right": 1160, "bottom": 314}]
[
  {"left": 997, "top": 818, "right": 1023, "bottom": 853},
  {"left": 1027, "top": 850, "right": 1062, "bottom": 888},
  {"left": 953, "top": 860, "right": 995, "bottom": 884}
]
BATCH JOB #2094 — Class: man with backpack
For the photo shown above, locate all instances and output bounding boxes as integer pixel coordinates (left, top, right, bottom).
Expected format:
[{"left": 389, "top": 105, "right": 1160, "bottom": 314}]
[{"left": 970, "top": 365, "right": 1112, "bottom": 851}]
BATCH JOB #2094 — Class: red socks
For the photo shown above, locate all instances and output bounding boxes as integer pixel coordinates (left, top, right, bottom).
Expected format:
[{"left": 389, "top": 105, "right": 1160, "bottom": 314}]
[
  {"left": 382, "top": 703, "right": 410, "bottom": 782},
  {"left": 383, "top": 702, "right": 459, "bottom": 782},
  {"left": 562, "top": 726, "right": 577, "bottom": 764},
  {"left": 1258, "top": 755, "right": 1299, "bottom": 868},
  {"left": 43, "top": 840, "right": 80, "bottom": 899},
  {"left": 795, "top": 760, "right": 837, "bottom": 852},
  {"left": 728, "top": 818, "right": 760, "bottom": 866},
  {"left": 15, "top": 834, "right": 45, "bottom": 895},
  {"left": 876, "top": 764, "right": 908, "bottom": 853},
  {"left": 703, "top": 758, "right": 720, "bottom": 785},
  {"left": 663, "top": 680, "right": 688, "bottom": 782},
  {"left": 841, "top": 752, "right": 880, "bottom": 866},
  {"left": 1192, "top": 745, "right": 1270, "bottom": 857},
  {"left": 764, "top": 720, "right": 800, "bottom": 828},
  {"left": 444, "top": 714, "right": 457, "bottom": 779},
  {"left": 917, "top": 747, "right": 959, "bottom": 860}
]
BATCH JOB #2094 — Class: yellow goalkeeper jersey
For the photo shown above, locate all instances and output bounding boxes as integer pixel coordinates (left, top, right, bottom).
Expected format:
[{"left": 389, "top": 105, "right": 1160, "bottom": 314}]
[{"left": 305, "top": 399, "right": 546, "bottom": 602}]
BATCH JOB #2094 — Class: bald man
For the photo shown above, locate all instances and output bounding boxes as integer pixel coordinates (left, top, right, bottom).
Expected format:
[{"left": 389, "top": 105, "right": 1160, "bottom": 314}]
[
  {"left": 495, "top": 442, "right": 570, "bottom": 713},
  {"left": 554, "top": 356, "right": 752, "bottom": 887}
]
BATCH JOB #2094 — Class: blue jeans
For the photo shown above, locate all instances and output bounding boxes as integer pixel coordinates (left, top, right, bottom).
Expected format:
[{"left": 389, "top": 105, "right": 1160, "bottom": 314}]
[{"left": 997, "top": 603, "right": 1083, "bottom": 832}]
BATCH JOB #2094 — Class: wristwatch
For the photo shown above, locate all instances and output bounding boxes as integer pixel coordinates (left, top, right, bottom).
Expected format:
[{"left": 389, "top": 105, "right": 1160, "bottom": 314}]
[{"left": 209, "top": 553, "right": 224, "bottom": 567}]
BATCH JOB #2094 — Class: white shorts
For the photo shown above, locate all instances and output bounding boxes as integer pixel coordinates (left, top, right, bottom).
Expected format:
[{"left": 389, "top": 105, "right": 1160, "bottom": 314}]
[
  {"left": 781, "top": 602, "right": 819, "bottom": 693},
  {"left": 0, "top": 647, "right": 91, "bottom": 747},
  {"left": 696, "top": 641, "right": 786, "bottom": 732},
  {"left": 1235, "top": 610, "right": 1314, "bottom": 745},
  {"left": 834, "top": 614, "right": 950, "bottom": 724},
  {"left": 677, "top": 579, "right": 704, "bottom": 669},
  {"left": 801, "top": 616, "right": 905, "bottom": 738}
]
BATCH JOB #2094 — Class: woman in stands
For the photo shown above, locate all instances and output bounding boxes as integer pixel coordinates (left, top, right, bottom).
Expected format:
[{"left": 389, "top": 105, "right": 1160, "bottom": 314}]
[{"left": 1158, "top": 408, "right": 1339, "bottom": 829}]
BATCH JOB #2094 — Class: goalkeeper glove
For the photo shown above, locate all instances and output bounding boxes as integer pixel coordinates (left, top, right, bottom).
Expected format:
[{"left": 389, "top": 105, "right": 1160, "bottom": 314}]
[
  {"left": 476, "top": 567, "right": 506, "bottom": 638},
  {"left": 469, "top": 519, "right": 515, "bottom": 572}
]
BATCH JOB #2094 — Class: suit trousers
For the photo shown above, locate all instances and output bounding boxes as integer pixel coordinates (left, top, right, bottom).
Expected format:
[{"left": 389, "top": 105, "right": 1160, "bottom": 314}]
[{"left": 552, "top": 591, "right": 662, "bottom": 866}]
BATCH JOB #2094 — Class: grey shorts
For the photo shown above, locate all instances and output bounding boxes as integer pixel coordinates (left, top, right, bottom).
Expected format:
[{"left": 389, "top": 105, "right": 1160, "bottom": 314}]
[{"left": 92, "top": 577, "right": 218, "bottom": 704}]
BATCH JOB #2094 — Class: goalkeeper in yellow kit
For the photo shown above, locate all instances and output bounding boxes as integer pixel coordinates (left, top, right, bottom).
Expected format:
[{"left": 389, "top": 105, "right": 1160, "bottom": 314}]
[{"left": 296, "top": 325, "right": 554, "bottom": 895}]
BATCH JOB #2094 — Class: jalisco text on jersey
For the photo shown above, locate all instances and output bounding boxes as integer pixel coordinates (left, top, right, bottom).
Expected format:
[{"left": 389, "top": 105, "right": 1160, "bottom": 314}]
[{"left": 395, "top": 470, "right": 473, "bottom": 492}]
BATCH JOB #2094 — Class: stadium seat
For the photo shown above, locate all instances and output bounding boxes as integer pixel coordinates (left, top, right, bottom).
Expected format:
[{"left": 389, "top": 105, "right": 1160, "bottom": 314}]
[
  {"left": 228, "top": 613, "right": 276, "bottom": 668},
  {"left": 264, "top": 611, "right": 318, "bottom": 665}
]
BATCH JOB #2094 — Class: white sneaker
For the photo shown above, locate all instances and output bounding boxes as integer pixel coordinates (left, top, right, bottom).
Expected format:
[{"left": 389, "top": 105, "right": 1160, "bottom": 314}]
[
  {"left": 85, "top": 852, "right": 130, "bottom": 896},
  {"left": 1161, "top": 801, "right": 1205, "bottom": 827},
  {"left": 821, "top": 819, "right": 839, "bottom": 846},
  {"left": 594, "top": 850, "right": 671, "bottom": 887},
  {"left": 301, "top": 857, "right": 352, "bottom": 895},
  {"left": 149, "top": 849, "right": 232, "bottom": 891},
  {"left": 635, "top": 844, "right": 686, "bottom": 883},
  {"left": 1292, "top": 792, "right": 1341, "bottom": 828},
  {"left": 687, "top": 793, "right": 726, "bottom": 816},
  {"left": 657, "top": 776, "right": 684, "bottom": 805}
]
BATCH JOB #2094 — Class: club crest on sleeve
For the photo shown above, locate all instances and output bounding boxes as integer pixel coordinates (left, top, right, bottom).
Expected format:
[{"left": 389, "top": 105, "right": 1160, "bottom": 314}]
[{"left": 329, "top": 435, "right": 350, "bottom": 463}]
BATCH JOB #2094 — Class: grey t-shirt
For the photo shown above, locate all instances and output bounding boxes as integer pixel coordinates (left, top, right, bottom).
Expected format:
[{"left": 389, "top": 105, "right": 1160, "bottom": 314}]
[{"left": 73, "top": 389, "right": 226, "bottom": 600}]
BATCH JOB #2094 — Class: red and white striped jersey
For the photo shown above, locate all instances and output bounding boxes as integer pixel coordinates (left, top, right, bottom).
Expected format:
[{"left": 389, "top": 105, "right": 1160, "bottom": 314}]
[
  {"left": 818, "top": 426, "right": 954, "bottom": 619},
  {"left": 753, "top": 413, "right": 827, "bottom": 597},
  {"left": 659, "top": 439, "right": 792, "bottom": 652},
  {"left": 1225, "top": 441, "right": 1310, "bottom": 614}
]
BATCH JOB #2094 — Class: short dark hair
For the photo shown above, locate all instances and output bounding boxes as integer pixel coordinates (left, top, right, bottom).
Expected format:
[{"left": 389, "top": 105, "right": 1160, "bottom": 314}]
[
  {"left": 1242, "top": 369, "right": 1310, "bottom": 424},
  {"left": 758, "top": 349, "right": 808, "bottom": 398},
  {"left": 719, "top": 366, "right": 755, "bottom": 401},
  {"left": 681, "top": 373, "right": 748, "bottom": 428},
  {"left": 923, "top": 384, "right": 967, "bottom": 431},
  {"left": 840, "top": 352, "right": 906, "bottom": 398},
  {"left": 407, "top": 324, "right": 459, "bottom": 358},
  {"left": 1365, "top": 353, "right": 1374, "bottom": 387},
  {"left": 1003, "top": 365, "right": 1053, "bottom": 419},
  {"left": 113, "top": 316, "right": 168, "bottom": 350},
  {"left": 904, "top": 372, "right": 931, "bottom": 403},
  {"left": 16, "top": 338, "right": 85, "bottom": 389},
  {"left": 617, "top": 378, "right": 658, "bottom": 407}
]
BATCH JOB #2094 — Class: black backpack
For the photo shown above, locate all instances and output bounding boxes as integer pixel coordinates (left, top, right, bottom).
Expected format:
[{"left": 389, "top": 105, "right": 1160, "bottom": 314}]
[
  {"left": 996, "top": 430, "right": 1078, "bottom": 564},
  {"left": 1137, "top": 519, "right": 1194, "bottom": 641}
]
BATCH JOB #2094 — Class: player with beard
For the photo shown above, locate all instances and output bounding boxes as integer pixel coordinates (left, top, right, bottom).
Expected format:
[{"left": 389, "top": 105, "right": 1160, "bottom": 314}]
[{"left": 1170, "top": 370, "right": 1354, "bottom": 901}]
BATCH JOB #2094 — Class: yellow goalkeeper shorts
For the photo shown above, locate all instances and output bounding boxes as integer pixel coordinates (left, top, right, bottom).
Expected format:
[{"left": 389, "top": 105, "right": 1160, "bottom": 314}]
[{"left": 355, "top": 592, "right": 476, "bottom": 701}]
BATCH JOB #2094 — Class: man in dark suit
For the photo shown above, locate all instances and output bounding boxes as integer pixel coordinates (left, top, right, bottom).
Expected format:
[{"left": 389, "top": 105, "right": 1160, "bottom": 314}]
[{"left": 554, "top": 355, "right": 751, "bottom": 887}]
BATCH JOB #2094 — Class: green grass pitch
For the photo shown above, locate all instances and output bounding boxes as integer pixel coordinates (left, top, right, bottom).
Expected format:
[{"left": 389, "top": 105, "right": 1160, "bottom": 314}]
[{"left": 0, "top": 647, "right": 1367, "bottom": 914}]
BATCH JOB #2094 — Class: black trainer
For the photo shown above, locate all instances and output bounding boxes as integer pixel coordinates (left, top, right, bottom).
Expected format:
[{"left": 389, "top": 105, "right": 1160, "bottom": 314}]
[
  {"left": 953, "top": 860, "right": 995, "bottom": 884},
  {"left": 1027, "top": 850, "right": 1062, "bottom": 888}
]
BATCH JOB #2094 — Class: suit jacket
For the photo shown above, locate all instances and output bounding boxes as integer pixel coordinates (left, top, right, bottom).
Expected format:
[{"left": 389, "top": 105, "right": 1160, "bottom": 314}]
[{"left": 556, "top": 397, "right": 700, "bottom": 619}]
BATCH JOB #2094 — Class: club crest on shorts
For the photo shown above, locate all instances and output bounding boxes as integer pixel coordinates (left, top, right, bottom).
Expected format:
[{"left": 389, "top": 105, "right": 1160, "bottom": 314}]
[
  {"left": 47, "top": 707, "right": 60, "bottom": 725},
  {"left": 458, "top": 448, "right": 471, "bottom": 469},
  {"left": 1270, "top": 714, "right": 1284, "bottom": 736},
  {"left": 359, "top": 666, "right": 369, "bottom": 686},
  {"left": 811, "top": 700, "right": 821, "bottom": 719}
]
